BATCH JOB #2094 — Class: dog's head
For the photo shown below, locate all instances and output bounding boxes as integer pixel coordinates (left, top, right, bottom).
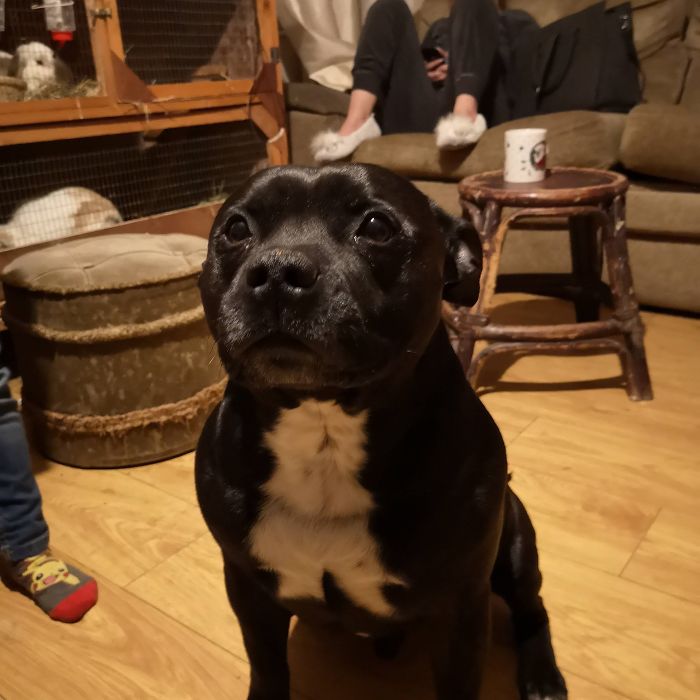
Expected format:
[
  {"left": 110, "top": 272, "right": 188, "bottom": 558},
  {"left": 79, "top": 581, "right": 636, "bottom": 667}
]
[{"left": 200, "top": 164, "right": 481, "bottom": 393}]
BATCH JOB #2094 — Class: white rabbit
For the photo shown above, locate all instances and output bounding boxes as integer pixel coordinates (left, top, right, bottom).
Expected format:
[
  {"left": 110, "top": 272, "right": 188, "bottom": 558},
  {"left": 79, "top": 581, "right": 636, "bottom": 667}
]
[
  {"left": 8, "top": 42, "right": 73, "bottom": 96},
  {"left": 0, "top": 187, "right": 123, "bottom": 249}
]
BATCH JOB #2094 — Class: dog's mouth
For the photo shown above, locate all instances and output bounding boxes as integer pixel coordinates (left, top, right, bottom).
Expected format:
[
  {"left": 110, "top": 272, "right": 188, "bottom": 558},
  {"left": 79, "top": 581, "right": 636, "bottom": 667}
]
[
  {"left": 244, "top": 333, "right": 318, "bottom": 366},
  {"left": 221, "top": 329, "right": 382, "bottom": 391}
]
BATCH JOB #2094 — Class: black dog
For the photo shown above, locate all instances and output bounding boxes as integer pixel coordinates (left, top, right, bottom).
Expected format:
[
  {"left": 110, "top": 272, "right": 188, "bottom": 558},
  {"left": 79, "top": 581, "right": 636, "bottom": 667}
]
[{"left": 196, "top": 164, "right": 567, "bottom": 700}]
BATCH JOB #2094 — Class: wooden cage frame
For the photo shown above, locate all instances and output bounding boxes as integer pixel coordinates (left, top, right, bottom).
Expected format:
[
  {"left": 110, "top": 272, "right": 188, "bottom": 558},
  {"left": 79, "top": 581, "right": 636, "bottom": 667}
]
[{"left": 0, "top": 0, "right": 288, "bottom": 165}]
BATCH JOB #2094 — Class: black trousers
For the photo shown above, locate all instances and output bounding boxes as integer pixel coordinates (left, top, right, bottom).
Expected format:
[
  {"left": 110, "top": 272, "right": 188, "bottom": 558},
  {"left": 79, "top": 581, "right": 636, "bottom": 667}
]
[{"left": 352, "top": 0, "right": 509, "bottom": 134}]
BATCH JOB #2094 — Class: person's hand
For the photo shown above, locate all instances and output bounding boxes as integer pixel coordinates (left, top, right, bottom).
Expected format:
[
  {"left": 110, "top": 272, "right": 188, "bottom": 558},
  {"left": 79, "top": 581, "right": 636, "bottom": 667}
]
[{"left": 426, "top": 47, "right": 448, "bottom": 83}]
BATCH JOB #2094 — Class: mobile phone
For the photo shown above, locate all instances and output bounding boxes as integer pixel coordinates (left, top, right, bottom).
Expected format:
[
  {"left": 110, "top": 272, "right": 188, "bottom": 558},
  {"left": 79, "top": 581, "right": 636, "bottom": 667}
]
[{"left": 421, "top": 46, "right": 444, "bottom": 63}]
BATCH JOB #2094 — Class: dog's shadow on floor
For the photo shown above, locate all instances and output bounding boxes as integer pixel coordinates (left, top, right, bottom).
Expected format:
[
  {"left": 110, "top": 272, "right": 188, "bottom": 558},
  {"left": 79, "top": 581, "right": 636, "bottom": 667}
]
[{"left": 288, "top": 597, "right": 519, "bottom": 700}]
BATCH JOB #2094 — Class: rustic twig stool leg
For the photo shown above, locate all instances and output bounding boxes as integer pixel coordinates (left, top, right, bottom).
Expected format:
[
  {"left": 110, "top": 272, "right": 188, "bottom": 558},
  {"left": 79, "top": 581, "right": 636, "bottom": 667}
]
[
  {"left": 569, "top": 213, "right": 604, "bottom": 322},
  {"left": 603, "top": 196, "right": 653, "bottom": 400},
  {"left": 460, "top": 201, "right": 504, "bottom": 382}
]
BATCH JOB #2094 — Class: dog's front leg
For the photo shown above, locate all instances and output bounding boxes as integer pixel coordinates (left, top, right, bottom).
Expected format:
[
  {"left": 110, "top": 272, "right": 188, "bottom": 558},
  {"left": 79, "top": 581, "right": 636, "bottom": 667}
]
[
  {"left": 224, "top": 559, "right": 292, "bottom": 700},
  {"left": 431, "top": 588, "right": 491, "bottom": 700}
]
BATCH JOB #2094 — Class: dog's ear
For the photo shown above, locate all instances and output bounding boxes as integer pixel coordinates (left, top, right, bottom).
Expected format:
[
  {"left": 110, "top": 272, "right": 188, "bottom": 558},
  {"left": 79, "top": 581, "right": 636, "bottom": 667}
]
[{"left": 430, "top": 202, "right": 482, "bottom": 307}]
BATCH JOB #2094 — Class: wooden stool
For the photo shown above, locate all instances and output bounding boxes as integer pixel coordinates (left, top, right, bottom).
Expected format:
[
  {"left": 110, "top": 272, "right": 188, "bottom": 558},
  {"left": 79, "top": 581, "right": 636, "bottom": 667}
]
[{"left": 446, "top": 167, "right": 653, "bottom": 401}]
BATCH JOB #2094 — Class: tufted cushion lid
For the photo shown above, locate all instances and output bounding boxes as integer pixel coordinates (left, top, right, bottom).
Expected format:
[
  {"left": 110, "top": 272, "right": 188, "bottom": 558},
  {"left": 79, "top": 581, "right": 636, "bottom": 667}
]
[{"left": 1, "top": 233, "right": 207, "bottom": 294}]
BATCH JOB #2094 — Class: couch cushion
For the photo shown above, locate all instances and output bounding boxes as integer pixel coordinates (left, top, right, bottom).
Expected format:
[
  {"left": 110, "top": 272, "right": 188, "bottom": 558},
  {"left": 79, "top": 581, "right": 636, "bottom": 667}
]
[
  {"left": 680, "top": 49, "right": 700, "bottom": 110},
  {"left": 353, "top": 111, "right": 626, "bottom": 181},
  {"left": 640, "top": 41, "right": 692, "bottom": 103},
  {"left": 627, "top": 182, "right": 700, "bottom": 237},
  {"left": 621, "top": 103, "right": 700, "bottom": 184},
  {"left": 2, "top": 233, "right": 206, "bottom": 294},
  {"left": 685, "top": 0, "right": 700, "bottom": 50},
  {"left": 629, "top": 0, "right": 689, "bottom": 58},
  {"left": 286, "top": 82, "right": 350, "bottom": 116}
]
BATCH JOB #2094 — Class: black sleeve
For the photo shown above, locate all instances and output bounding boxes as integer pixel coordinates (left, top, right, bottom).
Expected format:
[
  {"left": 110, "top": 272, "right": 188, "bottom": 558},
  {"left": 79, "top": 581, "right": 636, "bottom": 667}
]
[{"left": 449, "top": 0, "right": 501, "bottom": 99}]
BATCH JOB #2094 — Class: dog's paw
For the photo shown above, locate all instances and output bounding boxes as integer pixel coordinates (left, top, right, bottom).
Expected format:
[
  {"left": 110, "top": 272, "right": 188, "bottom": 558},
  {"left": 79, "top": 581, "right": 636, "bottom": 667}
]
[
  {"left": 434, "top": 113, "right": 487, "bottom": 150},
  {"left": 523, "top": 678, "right": 568, "bottom": 700},
  {"left": 520, "top": 658, "right": 568, "bottom": 700},
  {"left": 247, "top": 691, "right": 289, "bottom": 700},
  {"left": 518, "top": 628, "right": 568, "bottom": 700}
]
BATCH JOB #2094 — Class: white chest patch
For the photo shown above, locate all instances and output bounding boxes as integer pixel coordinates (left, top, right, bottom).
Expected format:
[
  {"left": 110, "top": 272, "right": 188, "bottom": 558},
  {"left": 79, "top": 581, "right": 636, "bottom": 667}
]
[{"left": 249, "top": 400, "right": 404, "bottom": 618}]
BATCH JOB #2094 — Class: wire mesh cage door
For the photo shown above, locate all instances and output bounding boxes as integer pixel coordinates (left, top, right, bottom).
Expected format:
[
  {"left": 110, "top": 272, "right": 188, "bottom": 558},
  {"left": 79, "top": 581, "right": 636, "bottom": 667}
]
[
  {"left": 0, "top": 0, "right": 108, "bottom": 119},
  {"left": 118, "top": 0, "right": 261, "bottom": 86},
  {"left": 101, "top": 0, "right": 278, "bottom": 104},
  {"left": 0, "top": 120, "right": 268, "bottom": 250}
]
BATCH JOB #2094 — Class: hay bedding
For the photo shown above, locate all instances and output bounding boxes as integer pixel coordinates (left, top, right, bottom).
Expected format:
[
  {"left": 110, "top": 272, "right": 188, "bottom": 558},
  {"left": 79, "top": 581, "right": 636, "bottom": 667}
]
[{"left": 27, "top": 78, "right": 101, "bottom": 100}]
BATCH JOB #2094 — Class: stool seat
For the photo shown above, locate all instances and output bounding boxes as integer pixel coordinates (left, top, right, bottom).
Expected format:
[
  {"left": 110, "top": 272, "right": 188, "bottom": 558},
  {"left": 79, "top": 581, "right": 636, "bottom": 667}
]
[
  {"left": 448, "top": 167, "right": 653, "bottom": 401},
  {"left": 460, "top": 168, "right": 628, "bottom": 206}
]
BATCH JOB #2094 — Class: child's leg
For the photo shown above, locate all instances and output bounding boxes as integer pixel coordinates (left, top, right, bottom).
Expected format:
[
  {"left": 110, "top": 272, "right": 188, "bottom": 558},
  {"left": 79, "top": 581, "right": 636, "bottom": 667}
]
[
  {"left": 0, "top": 356, "right": 97, "bottom": 622},
  {"left": 0, "top": 363, "right": 49, "bottom": 562}
]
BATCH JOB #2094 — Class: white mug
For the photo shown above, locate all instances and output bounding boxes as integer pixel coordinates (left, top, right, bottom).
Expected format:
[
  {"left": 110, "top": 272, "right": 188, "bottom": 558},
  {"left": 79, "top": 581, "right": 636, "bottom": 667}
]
[{"left": 504, "top": 128, "right": 548, "bottom": 183}]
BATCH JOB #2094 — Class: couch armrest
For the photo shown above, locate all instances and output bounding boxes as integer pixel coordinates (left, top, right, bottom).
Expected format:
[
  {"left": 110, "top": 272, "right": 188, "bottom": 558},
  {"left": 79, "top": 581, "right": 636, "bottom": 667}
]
[
  {"left": 621, "top": 104, "right": 700, "bottom": 185},
  {"left": 285, "top": 82, "right": 350, "bottom": 116}
]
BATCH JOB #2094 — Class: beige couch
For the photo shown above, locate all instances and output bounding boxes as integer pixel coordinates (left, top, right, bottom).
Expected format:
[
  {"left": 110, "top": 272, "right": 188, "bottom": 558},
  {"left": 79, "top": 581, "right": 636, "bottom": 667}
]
[{"left": 284, "top": 0, "right": 700, "bottom": 313}]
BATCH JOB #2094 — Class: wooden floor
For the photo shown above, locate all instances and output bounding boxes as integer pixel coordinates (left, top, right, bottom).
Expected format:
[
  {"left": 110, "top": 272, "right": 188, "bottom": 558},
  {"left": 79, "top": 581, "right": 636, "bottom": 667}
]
[{"left": 1, "top": 294, "right": 699, "bottom": 700}]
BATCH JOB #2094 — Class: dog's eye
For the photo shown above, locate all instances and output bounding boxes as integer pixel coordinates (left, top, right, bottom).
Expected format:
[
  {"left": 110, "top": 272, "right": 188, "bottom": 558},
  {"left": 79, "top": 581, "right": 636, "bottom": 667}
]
[
  {"left": 224, "top": 216, "right": 251, "bottom": 243},
  {"left": 356, "top": 214, "right": 395, "bottom": 244}
]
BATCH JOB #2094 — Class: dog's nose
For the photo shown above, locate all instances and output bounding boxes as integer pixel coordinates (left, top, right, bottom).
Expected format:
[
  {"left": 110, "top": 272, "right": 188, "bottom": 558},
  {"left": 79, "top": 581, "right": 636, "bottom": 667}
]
[{"left": 245, "top": 249, "right": 319, "bottom": 299}]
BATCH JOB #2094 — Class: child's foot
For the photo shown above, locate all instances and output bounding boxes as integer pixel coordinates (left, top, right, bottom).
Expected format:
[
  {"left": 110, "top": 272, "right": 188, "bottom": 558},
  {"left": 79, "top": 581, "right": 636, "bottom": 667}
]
[
  {"left": 312, "top": 115, "right": 382, "bottom": 162},
  {"left": 435, "top": 113, "right": 487, "bottom": 150},
  {"left": 11, "top": 551, "right": 98, "bottom": 622}
]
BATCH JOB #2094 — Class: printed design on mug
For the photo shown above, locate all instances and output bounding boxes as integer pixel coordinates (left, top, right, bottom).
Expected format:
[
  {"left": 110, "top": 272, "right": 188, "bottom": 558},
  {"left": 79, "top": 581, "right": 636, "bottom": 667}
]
[
  {"left": 504, "top": 129, "right": 547, "bottom": 183},
  {"left": 530, "top": 141, "right": 547, "bottom": 171}
]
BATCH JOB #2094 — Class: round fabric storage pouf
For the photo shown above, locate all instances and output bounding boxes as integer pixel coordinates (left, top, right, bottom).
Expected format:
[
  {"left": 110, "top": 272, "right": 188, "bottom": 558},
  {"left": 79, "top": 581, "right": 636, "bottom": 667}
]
[{"left": 1, "top": 233, "right": 225, "bottom": 468}]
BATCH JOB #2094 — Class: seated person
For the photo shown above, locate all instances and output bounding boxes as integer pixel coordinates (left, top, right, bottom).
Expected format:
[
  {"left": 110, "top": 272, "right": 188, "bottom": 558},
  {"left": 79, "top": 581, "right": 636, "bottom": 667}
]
[{"left": 312, "top": 0, "right": 528, "bottom": 161}]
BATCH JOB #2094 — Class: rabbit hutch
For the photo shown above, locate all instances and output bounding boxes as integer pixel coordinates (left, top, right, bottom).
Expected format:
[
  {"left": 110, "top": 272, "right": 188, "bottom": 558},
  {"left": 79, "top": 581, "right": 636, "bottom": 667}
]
[{"left": 0, "top": 0, "right": 287, "bottom": 252}]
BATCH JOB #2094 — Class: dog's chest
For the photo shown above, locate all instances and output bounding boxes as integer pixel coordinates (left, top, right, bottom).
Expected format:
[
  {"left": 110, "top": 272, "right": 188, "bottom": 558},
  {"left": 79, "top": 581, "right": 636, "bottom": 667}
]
[{"left": 249, "top": 401, "right": 403, "bottom": 618}]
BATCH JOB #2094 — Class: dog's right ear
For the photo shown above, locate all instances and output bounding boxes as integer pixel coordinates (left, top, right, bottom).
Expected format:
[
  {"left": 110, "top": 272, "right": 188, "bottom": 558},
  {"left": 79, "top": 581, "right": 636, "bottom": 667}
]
[{"left": 430, "top": 202, "right": 482, "bottom": 308}]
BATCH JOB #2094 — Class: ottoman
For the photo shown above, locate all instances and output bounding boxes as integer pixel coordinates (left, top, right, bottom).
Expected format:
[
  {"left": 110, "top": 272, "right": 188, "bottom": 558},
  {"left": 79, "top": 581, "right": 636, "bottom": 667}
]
[{"left": 1, "top": 233, "right": 225, "bottom": 468}]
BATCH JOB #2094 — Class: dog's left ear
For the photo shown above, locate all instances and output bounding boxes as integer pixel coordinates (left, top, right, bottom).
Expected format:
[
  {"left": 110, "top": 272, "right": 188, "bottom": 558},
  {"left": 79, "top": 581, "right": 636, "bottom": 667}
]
[{"left": 430, "top": 202, "right": 482, "bottom": 307}]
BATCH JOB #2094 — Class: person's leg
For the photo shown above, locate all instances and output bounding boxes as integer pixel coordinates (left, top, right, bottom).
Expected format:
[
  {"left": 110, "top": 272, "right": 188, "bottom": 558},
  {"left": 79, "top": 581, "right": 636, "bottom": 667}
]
[
  {"left": 352, "top": 0, "right": 441, "bottom": 134},
  {"left": 434, "top": 0, "right": 505, "bottom": 149},
  {"left": 0, "top": 353, "right": 98, "bottom": 622},
  {"left": 0, "top": 364, "right": 49, "bottom": 562},
  {"left": 339, "top": 89, "right": 378, "bottom": 137},
  {"left": 444, "top": 0, "right": 508, "bottom": 124},
  {"left": 313, "top": 0, "right": 442, "bottom": 160}
]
